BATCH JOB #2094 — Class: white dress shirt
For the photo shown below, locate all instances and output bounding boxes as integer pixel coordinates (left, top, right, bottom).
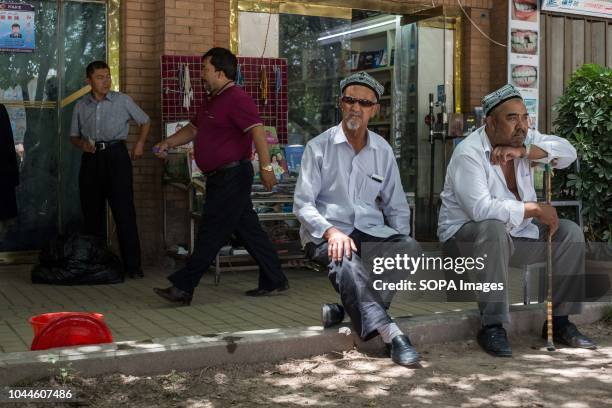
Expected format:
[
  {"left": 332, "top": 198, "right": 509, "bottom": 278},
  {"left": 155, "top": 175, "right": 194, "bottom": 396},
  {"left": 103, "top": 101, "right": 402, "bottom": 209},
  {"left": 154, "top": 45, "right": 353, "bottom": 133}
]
[
  {"left": 294, "top": 124, "right": 411, "bottom": 246},
  {"left": 437, "top": 126, "right": 577, "bottom": 242}
]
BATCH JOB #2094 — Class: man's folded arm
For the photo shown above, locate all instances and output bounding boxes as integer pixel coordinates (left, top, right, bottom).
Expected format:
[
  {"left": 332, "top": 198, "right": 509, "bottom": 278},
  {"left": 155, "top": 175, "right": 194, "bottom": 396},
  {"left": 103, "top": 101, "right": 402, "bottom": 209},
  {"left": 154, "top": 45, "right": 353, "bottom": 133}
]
[
  {"left": 453, "top": 155, "right": 525, "bottom": 228},
  {"left": 293, "top": 145, "right": 333, "bottom": 238},
  {"left": 527, "top": 130, "right": 577, "bottom": 169}
]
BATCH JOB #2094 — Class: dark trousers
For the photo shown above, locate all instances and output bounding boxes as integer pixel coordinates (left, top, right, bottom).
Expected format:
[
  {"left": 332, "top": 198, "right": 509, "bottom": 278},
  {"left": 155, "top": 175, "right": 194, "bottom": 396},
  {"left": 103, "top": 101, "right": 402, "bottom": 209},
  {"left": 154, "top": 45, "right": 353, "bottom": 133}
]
[
  {"left": 443, "top": 219, "right": 584, "bottom": 326},
  {"left": 169, "top": 162, "right": 287, "bottom": 293},
  {"left": 79, "top": 142, "right": 141, "bottom": 273},
  {"left": 306, "top": 229, "right": 422, "bottom": 340},
  {"left": 0, "top": 187, "right": 18, "bottom": 220}
]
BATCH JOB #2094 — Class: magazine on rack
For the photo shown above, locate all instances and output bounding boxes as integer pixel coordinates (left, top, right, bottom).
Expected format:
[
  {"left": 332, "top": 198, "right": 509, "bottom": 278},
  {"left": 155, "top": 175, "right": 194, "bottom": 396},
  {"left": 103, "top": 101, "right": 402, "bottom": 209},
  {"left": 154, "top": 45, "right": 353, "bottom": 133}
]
[
  {"left": 252, "top": 126, "right": 288, "bottom": 182},
  {"left": 165, "top": 120, "right": 192, "bottom": 153}
]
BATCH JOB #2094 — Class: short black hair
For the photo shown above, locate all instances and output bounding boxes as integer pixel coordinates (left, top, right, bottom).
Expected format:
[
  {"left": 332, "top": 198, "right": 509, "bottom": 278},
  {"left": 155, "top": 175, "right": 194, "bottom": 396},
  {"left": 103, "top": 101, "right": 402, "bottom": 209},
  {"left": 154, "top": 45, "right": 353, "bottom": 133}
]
[
  {"left": 11, "top": 23, "right": 20, "bottom": 29},
  {"left": 202, "top": 47, "right": 237, "bottom": 80},
  {"left": 86, "top": 61, "right": 110, "bottom": 78}
]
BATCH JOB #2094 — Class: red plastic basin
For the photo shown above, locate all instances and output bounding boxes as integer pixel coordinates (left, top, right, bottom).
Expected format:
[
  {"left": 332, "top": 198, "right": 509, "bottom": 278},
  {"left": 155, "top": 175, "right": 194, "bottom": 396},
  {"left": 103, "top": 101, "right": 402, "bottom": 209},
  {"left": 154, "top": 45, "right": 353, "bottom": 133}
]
[{"left": 29, "top": 312, "right": 113, "bottom": 351}]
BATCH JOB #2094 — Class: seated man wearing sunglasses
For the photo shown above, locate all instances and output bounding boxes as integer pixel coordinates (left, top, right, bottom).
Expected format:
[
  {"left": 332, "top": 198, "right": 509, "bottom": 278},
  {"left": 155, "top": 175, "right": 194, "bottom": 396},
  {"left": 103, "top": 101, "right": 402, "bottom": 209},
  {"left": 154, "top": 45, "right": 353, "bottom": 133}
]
[{"left": 294, "top": 72, "right": 422, "bottom": 367}]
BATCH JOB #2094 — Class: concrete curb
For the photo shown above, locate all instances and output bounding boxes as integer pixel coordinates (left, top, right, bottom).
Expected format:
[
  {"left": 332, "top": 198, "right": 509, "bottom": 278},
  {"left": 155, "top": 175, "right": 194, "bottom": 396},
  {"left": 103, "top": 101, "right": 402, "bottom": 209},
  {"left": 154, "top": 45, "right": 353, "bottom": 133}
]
[
  {"left": 356, "top": 302, "right": 608, "bottom": 352},
  {"left": 1, "top": 303, "right": 608, "bottom": 386}
]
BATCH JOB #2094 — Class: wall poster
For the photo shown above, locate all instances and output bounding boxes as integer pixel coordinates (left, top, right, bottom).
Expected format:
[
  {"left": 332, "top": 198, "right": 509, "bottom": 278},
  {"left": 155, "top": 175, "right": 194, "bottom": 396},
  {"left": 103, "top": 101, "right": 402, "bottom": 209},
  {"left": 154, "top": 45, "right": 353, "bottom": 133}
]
[
  {"left": 508, "top": 0, "right": 541, "bottom": 129},
  {"left": 0, "top": 3, "right": 35, "bottom": 52}
]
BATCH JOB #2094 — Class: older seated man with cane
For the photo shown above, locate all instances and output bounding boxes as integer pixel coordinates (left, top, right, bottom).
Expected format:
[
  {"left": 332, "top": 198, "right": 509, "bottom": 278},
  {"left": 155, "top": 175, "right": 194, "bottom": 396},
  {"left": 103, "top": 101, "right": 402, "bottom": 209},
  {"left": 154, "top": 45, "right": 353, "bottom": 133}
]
[
  {"left": 294, "top": 72, "right": 422, "bottom": 367},
  {"left": 438, "top": 84, "right": 596, "bottom": 357}
]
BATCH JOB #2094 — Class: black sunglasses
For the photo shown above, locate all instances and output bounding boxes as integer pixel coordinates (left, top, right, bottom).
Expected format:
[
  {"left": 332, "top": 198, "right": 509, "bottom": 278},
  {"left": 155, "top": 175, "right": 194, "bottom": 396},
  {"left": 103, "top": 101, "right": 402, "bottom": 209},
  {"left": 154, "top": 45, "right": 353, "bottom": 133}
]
[{"left": 341, "top": 96, "right": 378, "bottom": 108}]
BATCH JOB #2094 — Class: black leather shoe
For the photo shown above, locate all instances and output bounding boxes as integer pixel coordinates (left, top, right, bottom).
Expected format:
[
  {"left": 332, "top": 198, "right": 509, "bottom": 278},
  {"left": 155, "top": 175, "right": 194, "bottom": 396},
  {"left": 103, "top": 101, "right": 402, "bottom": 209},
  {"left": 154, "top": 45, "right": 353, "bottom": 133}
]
[
  {"left": 477, "top": 326, "right": 512, "bottom": 357},
  {"left": 245, "top": 282, "right": 289, "bottom": 297},
  {"left": 128, "top": 269, "right": 144, "bottom": 279},
  {"left": 388, "top": 334, "right": 421, "bottom": 366},
  {"left": 321, "top": 303, "right": 344, "bottom": 328},
  {"left": 542, "top": 321, "right": 597, "bottom": 349},
  {"left": 153, "top": 286, "right": 192, "bottom": 306}
]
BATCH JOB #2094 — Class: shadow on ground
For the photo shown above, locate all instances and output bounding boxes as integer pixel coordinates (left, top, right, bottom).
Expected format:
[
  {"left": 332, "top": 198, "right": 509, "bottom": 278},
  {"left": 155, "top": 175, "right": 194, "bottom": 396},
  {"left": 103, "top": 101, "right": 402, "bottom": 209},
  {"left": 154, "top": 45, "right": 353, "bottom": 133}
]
[{"left": 16, "top": 321, "right": 612, "bottom": 408}]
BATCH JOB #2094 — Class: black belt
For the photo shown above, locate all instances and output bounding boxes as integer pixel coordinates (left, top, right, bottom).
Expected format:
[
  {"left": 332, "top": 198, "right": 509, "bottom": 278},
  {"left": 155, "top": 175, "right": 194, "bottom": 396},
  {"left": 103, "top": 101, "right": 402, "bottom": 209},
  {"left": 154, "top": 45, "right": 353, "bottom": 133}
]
[
  {"left": 94, "top": 140, "right": 124, "bottom": 151},
  {"left": 205, "top": 159, "right": 250, "bottom": 177}
]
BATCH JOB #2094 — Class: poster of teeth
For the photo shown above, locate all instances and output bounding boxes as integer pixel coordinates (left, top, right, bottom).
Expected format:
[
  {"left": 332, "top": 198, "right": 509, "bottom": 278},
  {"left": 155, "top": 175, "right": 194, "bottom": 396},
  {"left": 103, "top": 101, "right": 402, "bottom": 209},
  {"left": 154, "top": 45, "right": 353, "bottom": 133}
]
[
  {"left": 508, "top": 0, "right": 540, "bottom": 129},
  {"left": 541, "top": 0, "right": 612, "bottom": 19}
]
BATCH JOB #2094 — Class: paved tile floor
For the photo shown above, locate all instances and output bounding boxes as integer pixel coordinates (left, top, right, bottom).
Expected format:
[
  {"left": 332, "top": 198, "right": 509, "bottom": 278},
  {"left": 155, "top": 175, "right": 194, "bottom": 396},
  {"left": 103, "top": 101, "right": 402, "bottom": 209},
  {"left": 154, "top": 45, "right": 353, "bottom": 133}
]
[{"left": 0, "top": 261, "right": 530, "bottom": 353}]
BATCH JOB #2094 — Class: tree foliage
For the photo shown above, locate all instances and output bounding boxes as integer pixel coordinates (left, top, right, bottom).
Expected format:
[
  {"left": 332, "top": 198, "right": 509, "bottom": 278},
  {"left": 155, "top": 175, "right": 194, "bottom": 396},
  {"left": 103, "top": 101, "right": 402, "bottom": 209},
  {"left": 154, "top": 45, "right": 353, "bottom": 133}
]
[{"left": 553, "top": 64, "right": 612, "bottom": 242}]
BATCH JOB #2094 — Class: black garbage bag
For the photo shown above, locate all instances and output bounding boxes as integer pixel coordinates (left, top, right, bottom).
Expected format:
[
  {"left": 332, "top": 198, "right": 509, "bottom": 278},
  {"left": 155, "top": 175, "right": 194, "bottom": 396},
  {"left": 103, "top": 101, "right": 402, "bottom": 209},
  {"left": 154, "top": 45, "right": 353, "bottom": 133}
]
[{"left": 32, "top": 234, "right": 124, "bottom": 285}]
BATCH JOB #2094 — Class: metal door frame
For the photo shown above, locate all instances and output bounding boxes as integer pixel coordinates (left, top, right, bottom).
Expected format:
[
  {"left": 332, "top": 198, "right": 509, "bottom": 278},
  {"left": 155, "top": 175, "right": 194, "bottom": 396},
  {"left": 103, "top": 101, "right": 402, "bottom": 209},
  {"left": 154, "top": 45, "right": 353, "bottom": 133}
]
[{"left": 0, "top": 0, "right": 119, "bottom": 264}]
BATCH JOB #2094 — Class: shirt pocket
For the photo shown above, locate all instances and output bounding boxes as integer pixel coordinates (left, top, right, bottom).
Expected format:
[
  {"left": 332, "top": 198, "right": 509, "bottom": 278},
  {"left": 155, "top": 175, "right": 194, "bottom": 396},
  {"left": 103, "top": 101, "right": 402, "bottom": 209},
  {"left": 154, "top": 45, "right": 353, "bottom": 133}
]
[
  {"left": 82, "top": 110, "right": 96, "bottom": 134},
  {"left": 357, "top": 176, "right": 381, "bottom": 206}
]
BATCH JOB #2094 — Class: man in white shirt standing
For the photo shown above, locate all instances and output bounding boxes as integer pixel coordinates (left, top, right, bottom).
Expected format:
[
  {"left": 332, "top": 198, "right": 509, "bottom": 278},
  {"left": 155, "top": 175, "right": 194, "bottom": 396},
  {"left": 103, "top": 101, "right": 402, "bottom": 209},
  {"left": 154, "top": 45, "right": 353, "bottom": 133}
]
[
  {"left": 438, "top": 84, "right": 595, "bottom": 357},
  {"left": 294, "top": 72, "right": 421, "bottom": 367}
]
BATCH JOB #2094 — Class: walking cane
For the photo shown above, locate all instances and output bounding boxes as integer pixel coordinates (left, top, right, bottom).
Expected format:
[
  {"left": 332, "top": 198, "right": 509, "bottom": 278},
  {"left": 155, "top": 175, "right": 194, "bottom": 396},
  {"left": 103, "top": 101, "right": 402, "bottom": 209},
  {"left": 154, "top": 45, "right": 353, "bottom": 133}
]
[{"left": 545, "top": 163, "right": 555, "bottom": 351}]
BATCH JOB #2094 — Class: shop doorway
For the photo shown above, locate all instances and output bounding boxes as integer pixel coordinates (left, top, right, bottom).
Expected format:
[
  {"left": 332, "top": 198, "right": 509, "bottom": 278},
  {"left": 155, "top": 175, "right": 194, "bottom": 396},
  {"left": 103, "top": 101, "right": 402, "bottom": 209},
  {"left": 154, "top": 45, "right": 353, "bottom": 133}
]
[
  {"left": 0, "top": 0, "right": 107, "bottom": 260},
  {"left": 236, "top": 3, "right": 461, "bottom": 240}
]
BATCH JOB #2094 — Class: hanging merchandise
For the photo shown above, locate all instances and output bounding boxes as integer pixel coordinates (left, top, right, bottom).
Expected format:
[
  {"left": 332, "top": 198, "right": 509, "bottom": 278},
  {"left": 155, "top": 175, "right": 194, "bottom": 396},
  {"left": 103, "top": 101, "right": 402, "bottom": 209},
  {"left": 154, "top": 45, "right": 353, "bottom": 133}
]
[
  {"left": 183, "top": 63, "right": 193, "bottom": 110},
  {"left": 260, "top": 65, "right": 268, "bottom": 105},
  {"left": 273, "top": 65, "right": 281, "bottom": 129},
  {"left": 274, "top": 65, "right": 281, "bottom": 95},
  {"left": 161, "top": 55, "right": 288, "bottom": 143},
  {"left": 178, "top": 63, "right": 185, "bottom": 101},
  {"left": 236, "top": 63, "right": 244, "bottom": 87}
]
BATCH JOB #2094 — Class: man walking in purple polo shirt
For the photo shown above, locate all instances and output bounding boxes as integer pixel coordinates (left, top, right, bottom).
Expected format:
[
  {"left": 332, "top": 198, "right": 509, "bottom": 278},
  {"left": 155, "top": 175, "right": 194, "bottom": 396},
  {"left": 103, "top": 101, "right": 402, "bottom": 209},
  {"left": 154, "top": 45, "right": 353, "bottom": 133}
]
[{"left": 153, "top": 47, "right": 288, "bottom": 305}]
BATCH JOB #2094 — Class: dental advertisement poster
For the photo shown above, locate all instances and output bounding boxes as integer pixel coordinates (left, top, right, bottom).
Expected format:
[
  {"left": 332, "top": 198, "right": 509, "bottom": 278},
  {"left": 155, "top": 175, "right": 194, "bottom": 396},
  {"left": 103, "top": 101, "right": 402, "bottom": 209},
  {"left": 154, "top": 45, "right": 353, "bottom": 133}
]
[
  {"left": 508, "top": 0, "right": 540, "bottom": 129},
  {"left": 542, "top": 0, "right": 612, "bottom": 19},
  {"left": 0, "top": 3, "right": 35, "bottom": 52}
]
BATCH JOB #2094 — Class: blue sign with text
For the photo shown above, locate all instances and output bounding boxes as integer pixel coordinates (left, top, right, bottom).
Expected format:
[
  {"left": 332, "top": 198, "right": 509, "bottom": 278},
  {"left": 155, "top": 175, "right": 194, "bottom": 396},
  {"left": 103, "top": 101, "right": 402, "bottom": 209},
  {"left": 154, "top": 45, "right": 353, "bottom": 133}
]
[{"left": 0, "top": 3, "right": 35, "bottom": 52}]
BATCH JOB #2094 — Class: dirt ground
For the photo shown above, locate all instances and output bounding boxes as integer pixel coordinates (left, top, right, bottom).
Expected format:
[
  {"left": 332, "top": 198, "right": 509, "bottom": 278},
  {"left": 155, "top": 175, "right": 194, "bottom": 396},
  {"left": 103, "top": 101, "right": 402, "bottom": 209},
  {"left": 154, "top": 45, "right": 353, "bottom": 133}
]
[{"left": 16, "top": 320, "right": 612, "bottom": 408}]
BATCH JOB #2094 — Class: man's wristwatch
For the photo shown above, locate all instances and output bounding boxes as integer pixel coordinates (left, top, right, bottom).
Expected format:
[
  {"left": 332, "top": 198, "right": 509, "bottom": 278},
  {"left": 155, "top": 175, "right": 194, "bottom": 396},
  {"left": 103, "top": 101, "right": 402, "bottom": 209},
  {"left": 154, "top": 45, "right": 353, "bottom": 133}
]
[{"left": 260, "top": 164, "right": 273, "bottom": 172}]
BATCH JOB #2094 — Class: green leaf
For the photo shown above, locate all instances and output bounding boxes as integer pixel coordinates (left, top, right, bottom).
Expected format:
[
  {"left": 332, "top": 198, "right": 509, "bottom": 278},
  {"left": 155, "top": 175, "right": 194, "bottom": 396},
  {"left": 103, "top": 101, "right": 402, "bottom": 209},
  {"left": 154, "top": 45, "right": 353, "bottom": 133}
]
[{"left": 552, "top": 63, "right": 612, "bottom": 242}]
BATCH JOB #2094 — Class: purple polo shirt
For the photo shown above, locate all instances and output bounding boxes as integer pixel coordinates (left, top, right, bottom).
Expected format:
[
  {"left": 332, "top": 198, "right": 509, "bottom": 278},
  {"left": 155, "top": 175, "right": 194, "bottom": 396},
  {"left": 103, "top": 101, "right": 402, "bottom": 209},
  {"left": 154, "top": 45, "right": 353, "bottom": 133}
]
[{"left": 190, "top": 85, "right": 262, "bottom": 173}]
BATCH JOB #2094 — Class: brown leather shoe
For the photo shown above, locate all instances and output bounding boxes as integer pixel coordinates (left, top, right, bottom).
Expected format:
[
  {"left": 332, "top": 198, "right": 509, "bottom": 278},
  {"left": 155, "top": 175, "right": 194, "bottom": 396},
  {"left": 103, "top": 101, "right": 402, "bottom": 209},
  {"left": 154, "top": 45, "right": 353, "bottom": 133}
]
[{"left": 153, "top": 286, "right": 192, "bottom": 306}]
